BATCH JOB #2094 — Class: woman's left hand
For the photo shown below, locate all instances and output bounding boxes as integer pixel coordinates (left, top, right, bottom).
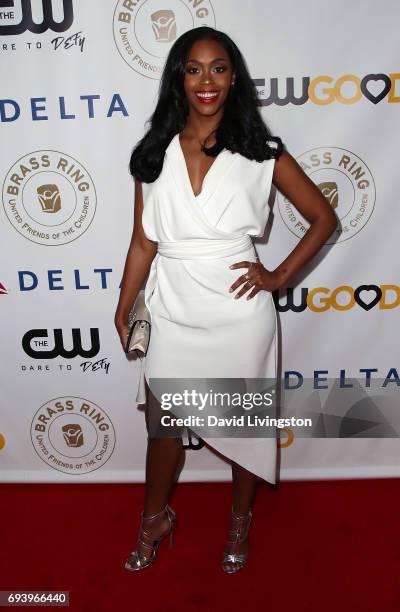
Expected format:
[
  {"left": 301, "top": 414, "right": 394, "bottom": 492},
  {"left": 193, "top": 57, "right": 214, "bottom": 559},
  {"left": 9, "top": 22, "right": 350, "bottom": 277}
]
[{"left": 228, "top": 257, "right": 283, "bottom": 300}]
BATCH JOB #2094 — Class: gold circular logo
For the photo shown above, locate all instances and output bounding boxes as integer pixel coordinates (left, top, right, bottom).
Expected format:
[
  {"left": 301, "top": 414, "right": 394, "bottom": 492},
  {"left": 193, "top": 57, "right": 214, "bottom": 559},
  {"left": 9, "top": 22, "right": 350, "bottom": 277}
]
[
  {"left": 30, "top": 396, "right": 116, "bottom": 474},
  {"left": 2, "top": 150, "right": 96, "bottom": 246},
  {"left": 113, "top": 0, "right": 215, "bottom": 79},
  {"left": 277, "top": 147, "right": 375, "bottom": 244}
]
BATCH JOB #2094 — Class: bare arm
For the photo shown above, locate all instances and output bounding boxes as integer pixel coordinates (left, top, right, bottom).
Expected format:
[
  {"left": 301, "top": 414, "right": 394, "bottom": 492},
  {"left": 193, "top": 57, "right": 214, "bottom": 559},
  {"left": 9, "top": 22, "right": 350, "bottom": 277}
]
[
  {"left": 270, "top": 150, "right": 337, "bottom": 286},
  {"left": 114, "top": 178, "right": 158, "bottom": 347},
  {"left": 229, "top": 150, "right": 338, "bottom": 299}
]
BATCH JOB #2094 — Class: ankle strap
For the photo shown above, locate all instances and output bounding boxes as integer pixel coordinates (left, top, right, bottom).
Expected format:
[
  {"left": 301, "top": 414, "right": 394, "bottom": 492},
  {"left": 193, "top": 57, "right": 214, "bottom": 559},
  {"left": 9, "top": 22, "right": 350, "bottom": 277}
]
[
  {"left": 141, "top": 504, "right": 169, "bottom": 521},
  {"left": 231, "top": 505, "right": 252, "bottom": 520}
]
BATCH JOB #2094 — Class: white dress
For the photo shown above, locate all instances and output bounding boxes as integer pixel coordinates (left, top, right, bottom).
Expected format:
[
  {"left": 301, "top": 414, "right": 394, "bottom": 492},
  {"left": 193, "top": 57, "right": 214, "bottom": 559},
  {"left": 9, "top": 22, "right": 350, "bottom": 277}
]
[{"left": 135, "top": 133, "right": 278, "bottom": 484}]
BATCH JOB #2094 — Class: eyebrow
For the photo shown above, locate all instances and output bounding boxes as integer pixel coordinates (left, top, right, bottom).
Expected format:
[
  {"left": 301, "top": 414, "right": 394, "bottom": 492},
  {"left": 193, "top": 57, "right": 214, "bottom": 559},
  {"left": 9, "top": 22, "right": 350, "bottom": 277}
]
[{"left": 184, "top": 57, "right": 228, "bottom": 64}]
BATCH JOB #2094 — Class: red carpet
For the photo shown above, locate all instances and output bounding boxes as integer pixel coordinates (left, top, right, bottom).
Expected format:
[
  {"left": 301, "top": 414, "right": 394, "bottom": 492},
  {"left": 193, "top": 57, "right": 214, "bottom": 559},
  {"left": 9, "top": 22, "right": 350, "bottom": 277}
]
[{"left": 2, "top": 479, "right": 399, "bottom": 611}]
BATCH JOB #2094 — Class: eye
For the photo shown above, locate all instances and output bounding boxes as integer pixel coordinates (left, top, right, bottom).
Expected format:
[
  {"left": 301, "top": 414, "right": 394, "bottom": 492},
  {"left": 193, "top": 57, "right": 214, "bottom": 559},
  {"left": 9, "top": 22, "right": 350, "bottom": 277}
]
[{"left": 184, "top": 65, "right": 227, "bottom": 74}]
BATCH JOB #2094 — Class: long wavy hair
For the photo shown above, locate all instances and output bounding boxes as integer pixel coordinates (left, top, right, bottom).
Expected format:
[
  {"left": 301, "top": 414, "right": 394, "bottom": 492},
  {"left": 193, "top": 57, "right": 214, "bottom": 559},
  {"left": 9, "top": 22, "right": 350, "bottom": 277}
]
[{"left": 130, "top": 26, "right": 284, "bottom": 183}]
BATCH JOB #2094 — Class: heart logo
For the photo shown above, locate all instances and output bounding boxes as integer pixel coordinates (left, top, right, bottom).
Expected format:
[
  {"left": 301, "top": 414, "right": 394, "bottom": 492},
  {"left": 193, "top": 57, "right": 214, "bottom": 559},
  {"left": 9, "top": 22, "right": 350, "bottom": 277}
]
[
  {"left": 354, "top": 285, "right": 382, "bottom": 310},
  {"left": 360, "top": 74, "right": 391, "bottom": 104}
]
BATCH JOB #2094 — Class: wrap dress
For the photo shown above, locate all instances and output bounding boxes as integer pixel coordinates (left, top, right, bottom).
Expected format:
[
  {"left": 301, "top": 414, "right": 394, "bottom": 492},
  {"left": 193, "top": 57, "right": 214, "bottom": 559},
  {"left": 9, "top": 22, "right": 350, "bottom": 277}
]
[{"left": 135, "top": 132, "right": 278, "bottom": 484}]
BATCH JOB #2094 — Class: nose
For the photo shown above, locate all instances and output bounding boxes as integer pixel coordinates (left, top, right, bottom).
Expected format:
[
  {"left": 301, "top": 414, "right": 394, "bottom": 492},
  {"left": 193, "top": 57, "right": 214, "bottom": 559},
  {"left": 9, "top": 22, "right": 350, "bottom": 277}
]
[{"left": 200, "top": 68, "right": 213, "bottom": 85}]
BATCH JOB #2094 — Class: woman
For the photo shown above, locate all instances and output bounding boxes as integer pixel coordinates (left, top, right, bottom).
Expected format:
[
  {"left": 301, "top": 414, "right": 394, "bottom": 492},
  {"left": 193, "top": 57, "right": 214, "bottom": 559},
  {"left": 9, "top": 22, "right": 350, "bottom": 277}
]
[{"left": 114, "top": 26, "right": 336, "bottom": 574}]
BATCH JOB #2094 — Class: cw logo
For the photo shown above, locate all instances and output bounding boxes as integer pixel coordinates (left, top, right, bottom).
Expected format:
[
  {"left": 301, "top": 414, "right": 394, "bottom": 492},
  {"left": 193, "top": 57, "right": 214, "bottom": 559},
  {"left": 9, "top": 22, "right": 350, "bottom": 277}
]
[
  {"left": 0, "top": 0, "right": 74, "bottom": 35},
  {"left": 182, "top": 431, "right": 204, "bottom": 450},
  {"left": 22, "top": 328, "right": 100, "bottom": 359},
  {"left": 275, "top": 285, "right": 399, "bottom": 312},
  {"left": 257, "top": 73, "right": 399, "bottom": 106}
]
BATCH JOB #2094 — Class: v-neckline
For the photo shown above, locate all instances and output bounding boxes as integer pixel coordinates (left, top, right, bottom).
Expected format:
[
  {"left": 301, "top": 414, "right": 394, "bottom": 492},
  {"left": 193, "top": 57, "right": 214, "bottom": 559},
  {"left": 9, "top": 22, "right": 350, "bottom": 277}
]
[{"left": 176, "top": 132, "right": 226, "bottom": 200}]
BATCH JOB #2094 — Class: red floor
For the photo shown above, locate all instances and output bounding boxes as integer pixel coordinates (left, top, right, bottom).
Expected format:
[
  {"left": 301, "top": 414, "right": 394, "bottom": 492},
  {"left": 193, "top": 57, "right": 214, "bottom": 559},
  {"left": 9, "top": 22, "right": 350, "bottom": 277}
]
[{"left": 1, "top": 479, "right": 399, "bottom": 612}]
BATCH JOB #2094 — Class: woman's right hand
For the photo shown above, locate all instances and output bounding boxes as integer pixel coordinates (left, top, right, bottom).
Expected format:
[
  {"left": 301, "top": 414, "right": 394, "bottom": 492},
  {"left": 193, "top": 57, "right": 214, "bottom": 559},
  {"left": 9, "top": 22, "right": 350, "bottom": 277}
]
[{"left": 114, "top": 313, "right": 129, "bottom": 350}]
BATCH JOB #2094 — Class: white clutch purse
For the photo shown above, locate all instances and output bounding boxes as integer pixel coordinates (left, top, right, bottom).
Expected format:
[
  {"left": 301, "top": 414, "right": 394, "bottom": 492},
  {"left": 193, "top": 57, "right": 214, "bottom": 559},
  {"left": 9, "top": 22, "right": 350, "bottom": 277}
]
[{"left": 124, "top": 290, "right": 151, "bottom": 356}]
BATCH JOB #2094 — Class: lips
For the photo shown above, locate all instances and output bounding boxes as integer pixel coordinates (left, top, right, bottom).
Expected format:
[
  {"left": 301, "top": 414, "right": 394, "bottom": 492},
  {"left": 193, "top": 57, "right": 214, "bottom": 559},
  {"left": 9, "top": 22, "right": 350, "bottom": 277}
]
[{"left": 195, "top": 90, "right": 220, "bottom": 104}]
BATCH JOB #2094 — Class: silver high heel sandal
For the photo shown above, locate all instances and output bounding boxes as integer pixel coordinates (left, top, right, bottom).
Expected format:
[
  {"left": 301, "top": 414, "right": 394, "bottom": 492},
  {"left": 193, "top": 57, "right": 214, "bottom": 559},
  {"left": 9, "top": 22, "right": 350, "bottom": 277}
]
[
  {"left": 222, "top": 505, "right": 253, "bottom": 574},
  {"left": 124, "top": 504, "right": 176, "bottom": 572}
]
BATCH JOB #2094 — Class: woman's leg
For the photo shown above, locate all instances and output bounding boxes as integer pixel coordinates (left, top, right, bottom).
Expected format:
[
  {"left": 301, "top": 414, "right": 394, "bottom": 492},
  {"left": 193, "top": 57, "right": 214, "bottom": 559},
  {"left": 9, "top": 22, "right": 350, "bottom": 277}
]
[
  {"left": 133, "top": 380, "right": 184, "bottom": 560},
  {"left": 222, "top": 461, "right": 259, "bottom": 571},
  {"left": 143, "top": 379, "right": 184, "bottom": 513},
  {"left": 231, "top": 461, "right": 258, "bottom": 514}
]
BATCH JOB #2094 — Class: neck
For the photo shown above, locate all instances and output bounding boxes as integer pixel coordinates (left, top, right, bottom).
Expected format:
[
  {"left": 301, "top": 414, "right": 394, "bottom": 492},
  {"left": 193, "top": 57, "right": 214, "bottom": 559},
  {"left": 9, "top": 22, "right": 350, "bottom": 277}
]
[{"left": 181, "top": 112, "right": 223, "bottom": 144}]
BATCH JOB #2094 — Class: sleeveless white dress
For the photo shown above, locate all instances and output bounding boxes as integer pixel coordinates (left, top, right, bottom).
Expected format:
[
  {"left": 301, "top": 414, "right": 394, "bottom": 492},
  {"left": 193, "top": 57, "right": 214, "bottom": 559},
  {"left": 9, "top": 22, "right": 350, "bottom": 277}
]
[{"left": 135, "top": 133, "right": 278, "bottom": 484}]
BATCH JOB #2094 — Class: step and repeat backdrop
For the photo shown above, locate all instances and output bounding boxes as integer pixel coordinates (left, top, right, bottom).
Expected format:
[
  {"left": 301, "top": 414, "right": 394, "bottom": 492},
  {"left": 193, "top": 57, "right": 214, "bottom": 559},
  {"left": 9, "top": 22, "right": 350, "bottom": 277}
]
[{"left": 1, "top": 0, "right": 399, "bottom": 482}]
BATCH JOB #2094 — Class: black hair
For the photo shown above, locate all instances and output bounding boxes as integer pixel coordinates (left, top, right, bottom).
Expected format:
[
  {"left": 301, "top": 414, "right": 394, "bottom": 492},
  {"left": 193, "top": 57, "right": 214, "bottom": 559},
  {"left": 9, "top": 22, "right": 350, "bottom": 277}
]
[{"left": 129, "top": 26, "right": 284, "bottom": 183}]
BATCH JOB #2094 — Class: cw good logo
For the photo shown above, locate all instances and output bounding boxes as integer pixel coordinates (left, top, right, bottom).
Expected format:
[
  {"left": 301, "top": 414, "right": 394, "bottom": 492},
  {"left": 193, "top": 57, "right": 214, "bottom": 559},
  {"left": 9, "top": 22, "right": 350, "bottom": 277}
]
[
  {"left": 275, "top": 285, "right": 399, "bottom": 313},
  {"left": 182, "top": 430, "right": 204, "bottom": 450},
  {"left": 256, "top": 72, "right": 399, "bottom": 106},
  {"left": 277, "top": 147, "right": 375, "bottom": 243},
  {"left": 22, "top": 328, "right": 100, "bottom": 359},
  {"left": 2, "top": 150, "right": 97, "bottom": 245},
  {"left": 0, "top": 0, "right": 73, "bottom": 35},
  {"left": 307, "top": 285, "right": 397, "bottom": 313},
  {"left": 113, "top": 0, "right": 215, "bottom": 79},
  {"left": 277, "top": 427, "right": 294, "bottom": 449},
  {"left": 31, "top": 396, "right": 115, "bottom": 474}
]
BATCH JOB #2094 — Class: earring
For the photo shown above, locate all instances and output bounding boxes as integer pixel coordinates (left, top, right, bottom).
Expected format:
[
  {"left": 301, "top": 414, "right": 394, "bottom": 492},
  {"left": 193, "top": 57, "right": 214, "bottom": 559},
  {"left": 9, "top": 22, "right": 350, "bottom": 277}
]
[{"left": 231, "top": 80, "right": 235, "bottom": 87}]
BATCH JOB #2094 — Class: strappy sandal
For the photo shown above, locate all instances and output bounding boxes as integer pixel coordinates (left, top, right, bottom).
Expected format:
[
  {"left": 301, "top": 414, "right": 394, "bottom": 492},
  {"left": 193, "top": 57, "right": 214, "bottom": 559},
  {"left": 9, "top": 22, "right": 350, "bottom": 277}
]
[{"left": 124, "top": 504, "right": 176, "bottom": 572}]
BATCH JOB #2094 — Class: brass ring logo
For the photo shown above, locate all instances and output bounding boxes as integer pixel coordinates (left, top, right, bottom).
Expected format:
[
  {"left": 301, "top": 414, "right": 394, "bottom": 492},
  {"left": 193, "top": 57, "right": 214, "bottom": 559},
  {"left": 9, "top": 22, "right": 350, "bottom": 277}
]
[
  {"left": 112, "top": 0, "right": 215, "bottom": 79},
  {"left": 277, "top": 147, "right": 375, "bottom": 244},
  {"left": 2, "top": 150, "right": 96, "bottom": 246},
  {"left": 30, "top": 396, "right": 116, "bottom": 474}
]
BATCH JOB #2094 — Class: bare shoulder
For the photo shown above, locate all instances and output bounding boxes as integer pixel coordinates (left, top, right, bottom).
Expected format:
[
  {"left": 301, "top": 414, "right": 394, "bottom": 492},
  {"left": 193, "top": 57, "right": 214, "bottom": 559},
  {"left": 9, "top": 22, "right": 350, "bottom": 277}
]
[
  {"left": 272, "top": 150, "right": 305, "bottom": 187},
  {"left": 272, "top": 149, "right": 320, "bottom": 197}
]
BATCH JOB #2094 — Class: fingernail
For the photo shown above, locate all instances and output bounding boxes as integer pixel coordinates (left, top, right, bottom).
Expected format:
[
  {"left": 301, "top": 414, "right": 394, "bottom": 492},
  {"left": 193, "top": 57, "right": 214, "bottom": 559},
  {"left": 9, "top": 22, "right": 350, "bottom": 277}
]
[
  {"left": 229, "top": 288, "right": 233, "bottom": 292},
  {"left": 235, "top": 295, "right": 239, "bottom": 299},
  {"left": 229, "top": 265, "right": 234, "bottom": 269}
]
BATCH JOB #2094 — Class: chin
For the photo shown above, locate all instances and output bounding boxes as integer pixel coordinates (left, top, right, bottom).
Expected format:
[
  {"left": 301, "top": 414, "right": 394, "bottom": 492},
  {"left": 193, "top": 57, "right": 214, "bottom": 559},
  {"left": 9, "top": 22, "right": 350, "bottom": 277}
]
[{"left": 191, "top": 99, "right": 227, "bottom": 114}]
